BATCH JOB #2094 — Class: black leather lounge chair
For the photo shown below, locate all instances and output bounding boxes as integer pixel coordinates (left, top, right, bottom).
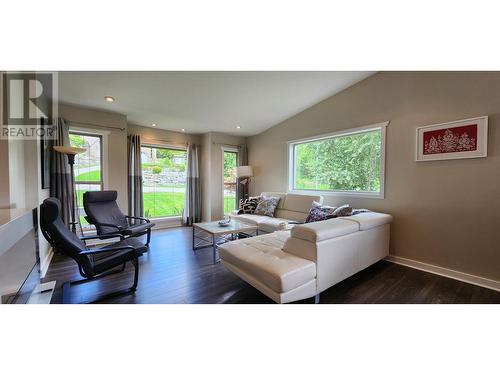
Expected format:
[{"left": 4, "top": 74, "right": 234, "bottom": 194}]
[
  {"left": 40, "top": 197, "right": 147, "bottom": 303},
  {"left": 83, "top": 190, "right": 155, "bottom": 246}
]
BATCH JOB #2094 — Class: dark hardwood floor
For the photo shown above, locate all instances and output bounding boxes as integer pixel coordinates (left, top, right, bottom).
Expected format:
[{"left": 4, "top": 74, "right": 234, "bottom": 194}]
[{"left": 42, "top": 227, "right": 500, "bottom": 304}]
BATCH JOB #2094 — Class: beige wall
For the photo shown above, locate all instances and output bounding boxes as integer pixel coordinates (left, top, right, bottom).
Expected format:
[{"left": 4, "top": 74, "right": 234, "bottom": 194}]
[
  {"left": 128, "top": 124, "right": 201, "bottom": 147},
  {"left": 7, "top": 138, "right": 25, "bottom": 209},
  {"left": 0, "top": 139, "right": 10, "bottom": 208},
  {"left": 248, "top": 72, "right": 500, "bottom": 282}
]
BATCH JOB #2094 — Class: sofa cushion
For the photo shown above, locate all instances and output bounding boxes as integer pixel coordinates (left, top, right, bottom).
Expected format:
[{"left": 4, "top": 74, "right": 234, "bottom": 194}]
[
  {"left": 261, "top": 192, "right": 287, "bottom": 209},
  {"left": 282, "top": 194, "right": 323, "bottom": 214},
  {"left": 291, "top": 218, "right": 359, "bottom": 242},
  {"left": 259, "top": 217, "right": 291, "bottom": 233},
  {"left": 230, "top": 214, "right": 271, "bottom": 226},
  {"left": 254, "top": 197, "right": 280, "bottom": 217},
  {"left": 337, "top": 212, "right": 393, "bottom": 230},
  {"left": 273, "top": 209, "right": 308, "bottom": 222},
  {"left": 230, "top": 214, "right": 292, "bottom": 232},
  {"left": 219, "top": 232, "right": 316, "bottom": 293}
]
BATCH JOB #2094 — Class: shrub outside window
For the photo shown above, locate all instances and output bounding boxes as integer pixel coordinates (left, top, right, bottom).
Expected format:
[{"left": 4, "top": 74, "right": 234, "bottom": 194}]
[
  {"left": 288, "top": 123, "right": 387, "bottom": 198},
  {"left": 141, "top": 146, "right": 187, "bottom": 218}
]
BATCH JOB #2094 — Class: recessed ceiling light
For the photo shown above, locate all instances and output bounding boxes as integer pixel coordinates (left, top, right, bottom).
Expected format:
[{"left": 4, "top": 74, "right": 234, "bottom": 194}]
[
  {"left": 104, "top": 96, "right": 115, "bottom": 102},
  {"left": 151, "top": 123, "right": 156, "bottom": 127},
  {"left": 181, "top": 128, "right": 185, "bottom": 132},
  {"left": 236, "top": 125, "right": 241, "bottom": 129}
]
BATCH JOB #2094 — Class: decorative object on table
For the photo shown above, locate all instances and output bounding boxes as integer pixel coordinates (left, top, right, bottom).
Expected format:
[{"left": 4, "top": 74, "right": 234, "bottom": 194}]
[
  {"left": 53, "top": 146, "right": 86, "bottom": 233},
  {"left": 416, "top": 116, "right": 488, "bottom": 162},
  {"left": 237, "top": 196, "right": 261, "bottom": 214},
  {"left": 278, "top": 221, "right": 289, "bottom": 230},
  {"left": 254, "top": 196, "right": 280, "bottom": 217},
  {"left": 218, "top": 215, "right": 232, "bottom": 227},
  {"left": 236, "top": 165, "right": 253, "bottom": 199}
]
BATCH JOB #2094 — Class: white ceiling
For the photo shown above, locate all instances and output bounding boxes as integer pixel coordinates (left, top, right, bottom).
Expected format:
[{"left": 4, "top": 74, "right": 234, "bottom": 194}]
[{"left": 58, "top": 71, "right": 374, "bottom": 136}]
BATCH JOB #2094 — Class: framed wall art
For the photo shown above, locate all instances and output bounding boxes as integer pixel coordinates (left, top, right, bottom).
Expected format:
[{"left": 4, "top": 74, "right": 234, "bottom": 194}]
[{"left": 416, "top": 116, "right": 488, "bottom": 162}]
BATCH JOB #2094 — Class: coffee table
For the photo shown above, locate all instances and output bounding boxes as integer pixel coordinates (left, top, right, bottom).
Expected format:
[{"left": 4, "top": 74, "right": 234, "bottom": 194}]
[{"left": 192, "top": 221, "right": 259, "bottom": 264}]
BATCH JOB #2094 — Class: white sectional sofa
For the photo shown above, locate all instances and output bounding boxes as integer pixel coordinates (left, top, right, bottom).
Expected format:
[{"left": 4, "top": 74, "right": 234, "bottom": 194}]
[
  {"left": 219, "top": 211, "right": 392, "bottom": 303},
  {"left": 230, "top": 192, "right": 323, "bottom": 233}
]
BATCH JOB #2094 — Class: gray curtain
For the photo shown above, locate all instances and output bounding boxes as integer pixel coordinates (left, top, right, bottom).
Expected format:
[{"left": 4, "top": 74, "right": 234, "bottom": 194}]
[
  {"left": 49, "top": 118, "right": 71, "bottom": 226},
  {"left": 128, "top": 134, "right": 144, "bottom": 220},
  {"left": 236, "top": 144, "right": 248, "bottom": 202},
  {"left": 182, "top": 143, "right": 201, "bottom": 226}
]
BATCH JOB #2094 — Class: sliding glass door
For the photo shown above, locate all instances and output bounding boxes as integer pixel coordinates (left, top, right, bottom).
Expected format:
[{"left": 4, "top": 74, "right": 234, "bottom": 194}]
[{"left": 223, "top": 150, "right": 238, "bottom": 215}]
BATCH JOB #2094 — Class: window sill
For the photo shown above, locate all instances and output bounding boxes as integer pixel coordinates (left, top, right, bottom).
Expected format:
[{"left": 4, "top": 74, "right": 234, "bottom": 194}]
[
  {"left": 288, "top": 189, "right": 385, "bottom": 200},
  {"left": 149, "top": 216, "right": 183, "bottom": 229}
]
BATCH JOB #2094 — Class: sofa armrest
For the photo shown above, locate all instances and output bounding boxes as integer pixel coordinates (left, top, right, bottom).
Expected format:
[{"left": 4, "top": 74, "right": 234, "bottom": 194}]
[
  {"left": 291, "top": 219, "right": 358, "bottom": 243},
  {"left": 337, "top": 212, "right": 393, "bottom": 230}
]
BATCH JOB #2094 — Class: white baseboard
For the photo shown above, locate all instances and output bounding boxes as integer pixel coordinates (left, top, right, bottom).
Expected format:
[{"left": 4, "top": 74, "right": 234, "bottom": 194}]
[
  {"left": 151, "top": 217, "right": 183, "bottom": 230},
  {"left": 385, "top": 255, "right": 500, "bottom": 292},
  {"left": 40, "top": 247, "right": 54, "bottom": 278},
  {"left": 27, "top": 281, "right": 56, "bottom": 304}
]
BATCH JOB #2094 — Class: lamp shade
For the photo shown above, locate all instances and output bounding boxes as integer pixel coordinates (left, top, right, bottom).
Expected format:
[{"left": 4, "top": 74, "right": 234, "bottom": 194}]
[
  {"left": 236, "top": 165, "right": 253, "bottom": 178},
  {"left": 53, "top": 146, "right": 86, "bottom": 155}
]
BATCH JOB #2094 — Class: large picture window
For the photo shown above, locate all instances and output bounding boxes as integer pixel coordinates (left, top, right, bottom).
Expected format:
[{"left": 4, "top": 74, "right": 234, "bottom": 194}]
[
  {"left": 289, "top": 123, "right": 387, "bottom": 198},
  {"left": 141, "top": 146, "right": 187, "bottom": 218},
  {"left": 69, "top": 132, "right": 103, "bottom": 229}
]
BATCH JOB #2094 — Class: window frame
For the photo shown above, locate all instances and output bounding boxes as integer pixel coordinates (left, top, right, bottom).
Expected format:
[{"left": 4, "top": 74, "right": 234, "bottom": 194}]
[
  {"left": 221, "top": 146, "right": 239, "bottom": 215},
  {"left": 287, "top": 121, "right": 388, "bottom": 199},
  {"left": 69, "top": 128, "right": 108, "bottom": 231},
  {"left": 140, "top": 143, "right": 188, "bottom": 219},
  {"left": 69, "top": 127, "right": 110, "bottom": 188}
]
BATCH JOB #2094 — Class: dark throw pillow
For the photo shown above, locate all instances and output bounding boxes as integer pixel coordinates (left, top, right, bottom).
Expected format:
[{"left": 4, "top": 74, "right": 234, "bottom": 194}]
[
  {"left": 305, "top": 201, "right": 337, "bottom": 223},
  {"left": 237, "top": 196, "right": 260, "bottom": 214},
  {"left": 332, "top": 204, "right": 353, "bottom": 217}
]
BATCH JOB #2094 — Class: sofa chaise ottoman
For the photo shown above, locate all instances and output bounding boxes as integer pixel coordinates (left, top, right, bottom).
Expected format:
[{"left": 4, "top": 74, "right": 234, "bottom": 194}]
[
  {"left": 230, "top": 192, "right": 323, "bottom": 233},
  {"left": 219, "top": 212, "right": 393, "bottom": 303}
]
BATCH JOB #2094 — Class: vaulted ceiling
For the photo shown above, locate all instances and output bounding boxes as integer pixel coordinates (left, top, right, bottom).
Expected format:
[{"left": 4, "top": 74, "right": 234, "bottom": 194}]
[{"left": 59, "top": 71, "right": 374, "bottom": 136}]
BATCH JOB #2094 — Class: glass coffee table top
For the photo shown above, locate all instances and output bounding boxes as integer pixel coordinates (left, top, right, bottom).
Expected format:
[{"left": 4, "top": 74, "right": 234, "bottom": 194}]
[
  {"left": 193, "top": 220, "right": 258, "bottom": 235},
  {"left": 192, "top": 220, "right": 259, "bottom": 264}
]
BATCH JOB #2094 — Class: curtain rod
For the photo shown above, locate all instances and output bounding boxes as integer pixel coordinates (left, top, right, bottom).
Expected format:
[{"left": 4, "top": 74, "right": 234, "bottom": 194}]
[
  {"left": 69, "top": 120, "right": 126, "bottom": 131},
  {"left": 212, "top": 142, "right": 243, "bottom": 148},
  {"left": 142, "top": 137, "right": 188, "bottom": 147}
]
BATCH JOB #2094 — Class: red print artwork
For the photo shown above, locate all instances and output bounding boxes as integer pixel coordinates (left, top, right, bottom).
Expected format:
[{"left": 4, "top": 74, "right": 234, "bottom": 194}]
[{"left": 423, "top": 124, "right": 478, "bottom": 155}]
